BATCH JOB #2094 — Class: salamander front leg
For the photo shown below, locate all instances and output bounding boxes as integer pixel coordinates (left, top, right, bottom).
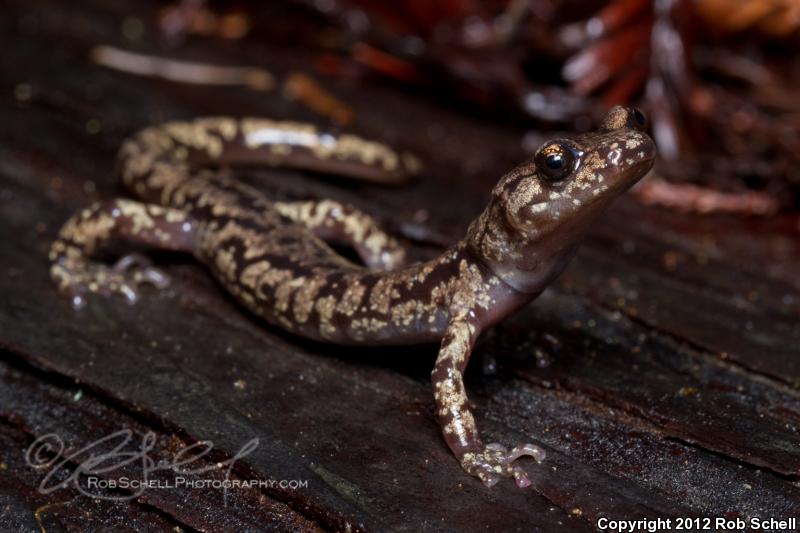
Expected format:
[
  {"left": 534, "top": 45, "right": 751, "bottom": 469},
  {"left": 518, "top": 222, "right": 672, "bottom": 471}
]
[
  {"left": 432, "top": 317, "right": 546, "bottom": 488},
  {"left": 50, "top": 199, "right": 198, "bottom": 309},
  {"left": 274, "top": 199, "right": 405, "bottom": 270}
]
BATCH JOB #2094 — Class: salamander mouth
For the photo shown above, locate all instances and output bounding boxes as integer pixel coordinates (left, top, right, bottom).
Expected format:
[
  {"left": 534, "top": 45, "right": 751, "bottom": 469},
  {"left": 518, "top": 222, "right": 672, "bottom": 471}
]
[
  {"left": 622, "top": 143, "right": 656, "bottom": 184},
  {"left": 601, "top": 133, "right": 657, "bottom": 192}
]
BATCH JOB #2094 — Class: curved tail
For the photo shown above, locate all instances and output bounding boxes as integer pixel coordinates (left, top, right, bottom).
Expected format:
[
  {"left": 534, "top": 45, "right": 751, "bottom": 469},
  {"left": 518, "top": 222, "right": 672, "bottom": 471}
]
[{"left": 117, "top": 117, "right": 421, "bottom": 205}]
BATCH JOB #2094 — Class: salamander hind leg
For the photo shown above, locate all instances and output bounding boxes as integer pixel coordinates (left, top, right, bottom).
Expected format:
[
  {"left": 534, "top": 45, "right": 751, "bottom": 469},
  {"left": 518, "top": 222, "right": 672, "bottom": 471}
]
[
  {"left": 49, "top": 199, "right": 198, "bottom": 309},
  {"left": 274, "top": 199, "right": 405, "bottom": 270},
  {"left": 433, "top": 317, "right": 546, "bottom": 488}
]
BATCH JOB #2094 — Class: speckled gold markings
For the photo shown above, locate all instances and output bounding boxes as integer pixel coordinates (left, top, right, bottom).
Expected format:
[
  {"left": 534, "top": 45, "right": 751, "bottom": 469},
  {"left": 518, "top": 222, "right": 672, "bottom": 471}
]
[
  {"left": 274, "top": 199, "right": 405, "bottom": 270},
  {"left": 49, "top": 107, "right": 655, "bottom": 489}
]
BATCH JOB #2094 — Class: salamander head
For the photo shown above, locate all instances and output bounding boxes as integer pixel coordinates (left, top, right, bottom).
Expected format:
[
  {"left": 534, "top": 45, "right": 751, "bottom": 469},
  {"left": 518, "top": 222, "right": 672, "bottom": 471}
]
[{"left": 467, "top": 106, "right": 656, "bottom": 294}]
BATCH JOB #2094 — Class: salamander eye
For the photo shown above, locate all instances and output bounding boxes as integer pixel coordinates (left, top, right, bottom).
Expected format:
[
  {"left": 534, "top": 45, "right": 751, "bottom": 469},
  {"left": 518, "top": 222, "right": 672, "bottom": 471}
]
[
  {"left": 535, "top": 142, "right": 577, "bottom": 182},
  {"left": 632, "top": 107, "right": 647, "bottom": 129}
]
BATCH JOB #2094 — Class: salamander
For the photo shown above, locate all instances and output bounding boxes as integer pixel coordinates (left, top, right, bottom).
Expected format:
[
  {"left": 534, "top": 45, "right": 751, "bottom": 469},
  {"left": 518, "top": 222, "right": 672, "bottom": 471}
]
[{"left": 49, "top": 106, "right": 655, "bottom": 488}]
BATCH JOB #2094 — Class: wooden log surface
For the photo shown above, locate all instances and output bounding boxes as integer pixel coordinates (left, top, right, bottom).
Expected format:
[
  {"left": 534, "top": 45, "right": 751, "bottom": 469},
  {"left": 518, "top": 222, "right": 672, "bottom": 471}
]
[{"left": 1, "top": 1, "right": 799, "bottom": 531}]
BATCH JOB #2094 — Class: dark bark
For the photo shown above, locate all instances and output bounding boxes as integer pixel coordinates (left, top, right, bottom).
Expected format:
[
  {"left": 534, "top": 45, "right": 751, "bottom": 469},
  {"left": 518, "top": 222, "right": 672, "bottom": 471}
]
[{"left": 1, "top": 0, "right": 799, "bottom": 531}]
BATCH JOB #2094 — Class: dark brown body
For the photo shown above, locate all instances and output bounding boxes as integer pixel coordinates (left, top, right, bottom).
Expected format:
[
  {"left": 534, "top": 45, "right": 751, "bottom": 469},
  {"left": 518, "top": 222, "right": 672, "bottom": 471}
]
[{"left": 50, "top": 108, "right": 656, "bottom": 488}]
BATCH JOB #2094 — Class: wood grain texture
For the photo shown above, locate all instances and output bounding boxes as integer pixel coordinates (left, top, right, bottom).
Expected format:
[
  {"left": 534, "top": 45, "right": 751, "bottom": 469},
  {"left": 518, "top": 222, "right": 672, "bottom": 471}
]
[{"left": 1, "top": 0, "right": 799, "bottom": 531}]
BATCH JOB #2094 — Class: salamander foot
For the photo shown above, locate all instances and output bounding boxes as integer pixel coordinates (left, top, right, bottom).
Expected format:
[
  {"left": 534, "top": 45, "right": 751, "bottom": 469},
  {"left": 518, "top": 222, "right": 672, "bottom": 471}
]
[
  {"left": 461, "top": 442, "right": 546, "bottom": 488},
  {"left": 53, "top": 253, "right": 169, "bottom": 310}
]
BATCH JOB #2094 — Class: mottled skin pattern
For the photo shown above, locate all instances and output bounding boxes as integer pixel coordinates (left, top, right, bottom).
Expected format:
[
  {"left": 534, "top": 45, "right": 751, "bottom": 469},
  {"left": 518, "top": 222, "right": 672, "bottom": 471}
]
[{"left": 50, "top": 107, "right": 655, "bottom": 488}]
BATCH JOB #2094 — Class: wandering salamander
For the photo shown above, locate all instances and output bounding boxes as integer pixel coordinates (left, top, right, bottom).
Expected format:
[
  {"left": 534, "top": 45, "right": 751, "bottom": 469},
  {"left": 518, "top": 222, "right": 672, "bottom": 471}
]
[{"left": 50, "top": 107, "right": 656, "bottom": 488}]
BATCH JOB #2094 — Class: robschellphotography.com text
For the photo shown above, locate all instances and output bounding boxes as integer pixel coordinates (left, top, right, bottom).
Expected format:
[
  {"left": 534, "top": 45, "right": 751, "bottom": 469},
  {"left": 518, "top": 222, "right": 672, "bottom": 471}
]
[
  {"left": 23, "top": 429, "right": 311, "bottom": 505},
  {"left": 597, "top": 516, "right": 797, "bottom": 532},
  {"left": 86, "top": 477, "right": 308, "bottom": 491}
]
